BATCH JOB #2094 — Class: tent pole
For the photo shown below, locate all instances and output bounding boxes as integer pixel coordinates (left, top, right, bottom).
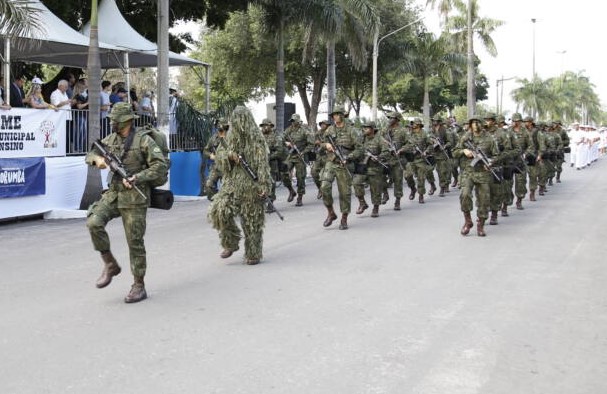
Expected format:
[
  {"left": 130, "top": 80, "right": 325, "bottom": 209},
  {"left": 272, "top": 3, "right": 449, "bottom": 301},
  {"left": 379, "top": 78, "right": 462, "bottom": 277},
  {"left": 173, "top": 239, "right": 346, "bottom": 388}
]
[
  {"left": 4, "top": 38, "right": 11, "bottom": 105},
  {"left": 123, "top": 52, "right": 130, "bottom": 103},
  {"left": 205, "top": 64, "right": 211, "bottom": 113}
]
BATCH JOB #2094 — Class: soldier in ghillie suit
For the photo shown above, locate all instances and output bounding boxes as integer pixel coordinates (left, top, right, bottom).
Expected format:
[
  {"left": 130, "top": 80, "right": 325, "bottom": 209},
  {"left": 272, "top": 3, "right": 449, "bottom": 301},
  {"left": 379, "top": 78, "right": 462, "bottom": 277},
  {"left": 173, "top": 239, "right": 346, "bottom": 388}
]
[
  {"left": 85, "top": 102, "right": 168, "bottom": 303},
  {"left": 208, "top": 106, "right": 272, "bottom": 265}
]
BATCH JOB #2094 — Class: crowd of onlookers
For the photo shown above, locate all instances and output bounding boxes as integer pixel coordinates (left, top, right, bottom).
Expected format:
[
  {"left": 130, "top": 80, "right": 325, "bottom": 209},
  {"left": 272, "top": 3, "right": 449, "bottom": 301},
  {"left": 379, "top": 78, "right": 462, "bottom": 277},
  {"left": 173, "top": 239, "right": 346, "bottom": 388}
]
[{"left": 1, "top": 73, "right": 160, "bottom": 154}]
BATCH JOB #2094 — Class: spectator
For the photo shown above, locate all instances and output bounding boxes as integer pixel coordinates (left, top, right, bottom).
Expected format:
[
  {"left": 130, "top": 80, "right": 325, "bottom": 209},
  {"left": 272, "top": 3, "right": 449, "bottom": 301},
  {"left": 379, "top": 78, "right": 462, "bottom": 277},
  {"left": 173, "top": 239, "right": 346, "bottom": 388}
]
[
  {"left": 138, "top": 90, "right": 155, "bottom": 125},
  {"left": 100, "top": 80, "right": 112, "bottom": 137},
  {"left": 129, "top": 87, "right": 140, "bottom": 114},
  {"left": 25, "top": 77, "right": 54, "bottom": 109},
  {"left": 50, "top": 80, "right": 74, "bottom": 152},
  {"left": 9, "top": 75, "right": 26, "bottom": 107},
  {"left": 110, "top": 85, "right": 128, "bottom": 107},
  {"left": 66, "top": 73, "right": 76, "bottom": 99},
  {"left": 72, "top": 79, "right": 89, "bottom": 152},
  {"left": 169, "top": 87, "right": 180, "bottom": 149}
]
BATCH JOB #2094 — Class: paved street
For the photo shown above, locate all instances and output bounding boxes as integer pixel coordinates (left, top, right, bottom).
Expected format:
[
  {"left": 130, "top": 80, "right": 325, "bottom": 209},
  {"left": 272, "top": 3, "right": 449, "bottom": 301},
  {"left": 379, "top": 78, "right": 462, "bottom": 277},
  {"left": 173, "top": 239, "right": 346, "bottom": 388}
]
[{"left": 1, "top": 161, "right": 606, "bottom": 394}]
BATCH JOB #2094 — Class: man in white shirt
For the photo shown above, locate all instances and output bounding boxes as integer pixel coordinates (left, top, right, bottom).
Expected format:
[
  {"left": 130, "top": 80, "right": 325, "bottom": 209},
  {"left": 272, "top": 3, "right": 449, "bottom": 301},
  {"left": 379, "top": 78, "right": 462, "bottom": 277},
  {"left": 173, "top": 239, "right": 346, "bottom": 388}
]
[{"left": 51, "top": 80, "right": 75, "bottom": 152}]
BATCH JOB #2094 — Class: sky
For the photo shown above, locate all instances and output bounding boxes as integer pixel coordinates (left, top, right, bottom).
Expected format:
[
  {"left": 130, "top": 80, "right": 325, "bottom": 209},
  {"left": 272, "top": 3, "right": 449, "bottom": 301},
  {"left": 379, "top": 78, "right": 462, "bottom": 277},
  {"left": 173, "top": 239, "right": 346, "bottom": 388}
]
[
  {"left": 418, "top": 0, "right": 607, "bottom": 115},
  {"left": 173, "top": 0, "right": 606, "bottom": 122}
]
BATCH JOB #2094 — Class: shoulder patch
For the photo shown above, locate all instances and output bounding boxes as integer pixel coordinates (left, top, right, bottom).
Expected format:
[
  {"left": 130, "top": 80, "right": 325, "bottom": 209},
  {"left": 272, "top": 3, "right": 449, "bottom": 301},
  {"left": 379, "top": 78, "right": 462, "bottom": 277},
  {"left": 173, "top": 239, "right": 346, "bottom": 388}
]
[{"left": 153, "top": 147, "right": 161, "bottom": 153}]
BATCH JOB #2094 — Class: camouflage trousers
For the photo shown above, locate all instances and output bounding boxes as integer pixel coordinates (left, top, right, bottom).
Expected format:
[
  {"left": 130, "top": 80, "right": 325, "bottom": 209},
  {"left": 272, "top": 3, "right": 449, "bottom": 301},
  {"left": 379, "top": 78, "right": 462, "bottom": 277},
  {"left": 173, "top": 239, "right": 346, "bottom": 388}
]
[
  {"left": 311, "top": 157, "right": 326, "bottom": 191},
  {"left": 426, "top": 165, "right": 436, "bottom": 184},
  {"left": 208, "top": 192, "right": 265, "bottom": 260},
  {"left": 434, "top": 158, "right": 451, "bottom": 188},
  {"left": 354, "top": 166, "right": 385, "bottom": 206},
  {"left": 514, "top": 169, "right": 528, "bottom": 198},
  {"left": 205, "top": 164, "right": 222, "bottom": 200},
  {"left": 489, "top": 178, "right": 513, "bottom": 210},
  {"left": 543, "top": 159, "right": 556, "bottom": 182},
  {"left": 383, "top": 164, "right": 404, "bottom": 198},
  {"left": 282, "top": 158, "right": 307, "bottom": 195},
  {"left": 86, "top": 191, "right": 148, "bottom": 278},
  {"left": 321, "top": 161, "right": 352, "bottom": 214},
  {"left": 460, "top": 169, "right": 491, "bottom": 219},
  {"left": 527, "top": 164, "right": 539, "bottom": 191},
  {"left": 410, "top": 160, "right": 430, "bottom": 195}
]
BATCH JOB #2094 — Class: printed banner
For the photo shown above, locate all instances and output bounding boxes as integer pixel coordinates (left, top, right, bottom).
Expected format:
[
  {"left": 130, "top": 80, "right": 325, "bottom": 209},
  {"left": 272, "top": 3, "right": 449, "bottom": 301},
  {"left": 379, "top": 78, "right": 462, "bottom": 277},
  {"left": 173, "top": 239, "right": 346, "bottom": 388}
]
[
  {"left": 0, "top": 157, "right": 46, "bottom": 198},
  {"left": 0, "top": 108, "right": 67, "bottom": 158}
]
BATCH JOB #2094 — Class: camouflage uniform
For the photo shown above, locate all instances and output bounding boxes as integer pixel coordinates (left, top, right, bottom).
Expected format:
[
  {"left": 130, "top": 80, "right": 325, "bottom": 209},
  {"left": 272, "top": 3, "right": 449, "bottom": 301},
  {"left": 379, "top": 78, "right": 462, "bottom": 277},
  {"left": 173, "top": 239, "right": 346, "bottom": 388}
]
[
  {"left": 403, "top": 118, "right": 433, "bottom": 204},
  {"left": 85, "top": 102, "right": 168, "bottom": 303},
  {"left": 260, "top": 119, "right": 286, "bottom": 209},
  {"left": 380, "top": 112, "right": 408, "bottom": 210},
  {"left": 283, "top": 114, "right": 312, "bottom": 206},
  {"left": 203, "top": 128, "right": 226, "bottom": 201},
  {"left": 453, "top": 115, "right": 499, "bottom": 237},
  {"left": 508, "top": 113, "right": 535, "bottom": 209},
  {"left": 429, "top": 115, "right": 453, "bottom": 197},
  {"left": 354, "top": 122, "right": 391, "bottom": 217},
  {"left": 312, "top": 120, "right": 330, "bottom": 199},
  {"left": 554, "top": 120, "right": 569, "bottom": 182},
  {"left": 208, "top": 106, "right": 272, "bottom": 265},
  {"left": 320, "top": 106, "right": 363, "bottom": 230},
  {"left": 525, "top": 117, "right": 546, "bottom": 201}
]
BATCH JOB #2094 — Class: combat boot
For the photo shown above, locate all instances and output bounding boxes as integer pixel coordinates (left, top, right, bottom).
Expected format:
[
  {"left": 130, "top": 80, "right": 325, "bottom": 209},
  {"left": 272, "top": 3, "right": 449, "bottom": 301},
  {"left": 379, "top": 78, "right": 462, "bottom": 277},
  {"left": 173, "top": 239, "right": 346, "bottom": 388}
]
[
  {"left": 394, "top": 198, "right": 401, "bottom": 211},
  {"left": 460, "top": 212, "right": 473, "bottom": 235},
  {"left": 477, "top": 218, "right": 487, "bottom": 237},
  {"left": 316, "top": 189, "right": 323, "bottom": 199},
  {"left": 96, "top": 251, "right": 121, "bottom": 289},
  {"left": 339, "top": 213, "right": 349, "bottom": 230},
  {"left": 409, "top": 187, "right": 417, "bottom": 201},
  {"left": 489, "top": 210, "right": 498, "bottom": 225},
  {"left": 124, "top": 277, "right": 147, "bottom": 304},
  {"left": 556, "top": 173, "right": 561, "bottom": 183},
  {"left": 451, "top": 179, "right": 458, "bottom": 188},
  {"left": 371, "top": 205, "right": 380, "bottom": 218},
  {"left": 381, "top": 191, "right": 389, "bottom": 205},
  {"left": 295, "top": 194, "right": 303, "bottom": 207},
  {"left": 428, "top": 182, "right": 437, "bottom": 195},
  {"left": 530, "top": 190, "right": 536, "bottom": 201},
  {"left": 265, "top": 202, "right": 276, "bottom": 213},
  {"left": 356, "top": 197, "right": 369, "bottom": 214},
  {"left": 418, "top": 194, "right": 425, "bottom": 204},
  {"left": 323, "top": 205, "right": 338, "bottom": 227},
  {"left": 548, "top": 178, "right": 553, "bottom": 186},
  {"left": 538, "top": 186, "right": 545, "bottom": 196},
  {"left": 501, "top": 203, "right": 509, "bottom": 217},
  {"left": 516, "top": 197, "right": 524, "bottom": 210},
  {"left": 439, "top": 187, "right": 445, "bottom": 197},
  {"left": 287, "top": 187, "right": 297, "bottom": 202}
]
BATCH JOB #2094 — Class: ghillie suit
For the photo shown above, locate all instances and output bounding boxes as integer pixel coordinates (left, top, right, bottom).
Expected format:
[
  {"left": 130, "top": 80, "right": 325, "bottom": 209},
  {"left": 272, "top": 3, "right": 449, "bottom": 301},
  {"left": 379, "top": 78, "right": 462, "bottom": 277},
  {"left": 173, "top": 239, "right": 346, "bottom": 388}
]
[{"left": 208, "top": 106, "right": 272, "bottom": 263}]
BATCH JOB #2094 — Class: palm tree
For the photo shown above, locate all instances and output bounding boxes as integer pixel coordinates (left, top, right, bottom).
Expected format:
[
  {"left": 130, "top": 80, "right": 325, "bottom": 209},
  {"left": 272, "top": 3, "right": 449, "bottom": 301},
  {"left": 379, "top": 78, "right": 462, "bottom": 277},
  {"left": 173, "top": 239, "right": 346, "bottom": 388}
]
[
  {"left": 445, "top": 0, "right": 503, "bottom": 118},
  {"left": 400, "top": 31, "right": 466, "bottom": 127},
  {"left": 511, "top": 76, "right": 556, "bottom": 119},
  {"left": 0, "top": 0, "right": 41, "bottom": 38},
  {"left": 79, "top": 0, "right": 103, "bottom": 209}
]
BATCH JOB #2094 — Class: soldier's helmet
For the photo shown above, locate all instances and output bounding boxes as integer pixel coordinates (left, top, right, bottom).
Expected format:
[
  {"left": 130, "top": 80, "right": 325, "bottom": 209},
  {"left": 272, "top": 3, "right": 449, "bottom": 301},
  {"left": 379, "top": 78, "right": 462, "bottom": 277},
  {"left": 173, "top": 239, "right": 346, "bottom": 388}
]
[
  {"left": 318, "top": 119, "right": 331, "bottom": 127},
  {"left": 362, "top": 121, "right": 378, "bottom": 130},
  {"left": 546, "top": 120, "right": 554, "bottom": 128},
  {"left": 497, "top": 115, "right": 506, "bottom": 123},
  {"left": 289, "top": 114, "right": 302, "bottom": 123},
  {"left": 387, "top": 111, "right": 403, "bottom": 121},
  {"left": 523, "top": 115, "right": 534, "bottom": 123},
  {"left": 468, "top": 114, "right": 482, "bottom": 123},
  {"left": 329, "top": 106, "right": 346, "bottom": 117},
  {"left": 484, "top": 112, "right": 497, "bottom": 120},
  {"left": 432, "top": 114, "right": 443, "bottom": 122},
  {"left": 412, "top": 117, "right": 424, "bottom": 127},
  {"left": 511, "top": 113, "right": 523, "bottom": 122},
  {"left": 259, "top": 118, "right": 274, "bottom": 127},
  {"left": 536, "top": 120, "right": 546, "bottom": 129},
  {"left": 108, "top": 102, "right": 139, "bottom": 123},
  {"left": 553, "top": 119, "right": 562, "bottom": 125}
]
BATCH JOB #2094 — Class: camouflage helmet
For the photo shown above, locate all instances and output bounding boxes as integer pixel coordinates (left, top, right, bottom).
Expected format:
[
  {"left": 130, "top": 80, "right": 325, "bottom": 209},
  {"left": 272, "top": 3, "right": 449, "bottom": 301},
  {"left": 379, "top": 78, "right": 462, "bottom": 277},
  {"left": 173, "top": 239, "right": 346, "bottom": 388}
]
[
  {"left": 259, "top": 118, "right": 274, "bottom": 127},
  {"left": 523, "top": 115, "right": 534, "bottom": 123},
  {"left": 431, "top": 114, "right": 443, "bottom": 122},
  {"left": 329, "top": 105, "right": 346, "bottom": 117},
  {"left": 387, "top": 111, "right": 403, "bottom": 121},
  {"left": 553, "top": 119, "right": 563, "bottom": 125},
  {"left": 289, "top": 113, "right": 302, "bottom": 123},
  {"left": 318, "top": 119, "right": 331, "bottom": 127},
  {"left": 361, "top": 121, "right": 378, "bottom": 130},
  {"left": 497, "top": 115, "right": 506, "bottom": 123},
  {"left": 511, "top": 113, "right": 523, "bottom": 122},
  {"left": 412, "top": 117, "right": 423, "bottom": 127},
  {"left": 108, "top": 102, "right": 139, "bottom": 123},
  {"left": 484, "top": 112, "right": 497, "bottom": 120},
  {"left": 536, "top": 120, "right": 546, "bottom": 128},
  {"left": 468, "top": 114, "right": 482, "bottom": 123}
]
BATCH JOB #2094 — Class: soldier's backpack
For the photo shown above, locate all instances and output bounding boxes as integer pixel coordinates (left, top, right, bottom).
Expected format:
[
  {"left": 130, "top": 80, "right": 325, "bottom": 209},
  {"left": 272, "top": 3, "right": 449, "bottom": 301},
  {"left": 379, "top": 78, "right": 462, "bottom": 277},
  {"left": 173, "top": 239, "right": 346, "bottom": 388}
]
[{"left": 140, "top": 125, "right": 171, "bottom": 188}]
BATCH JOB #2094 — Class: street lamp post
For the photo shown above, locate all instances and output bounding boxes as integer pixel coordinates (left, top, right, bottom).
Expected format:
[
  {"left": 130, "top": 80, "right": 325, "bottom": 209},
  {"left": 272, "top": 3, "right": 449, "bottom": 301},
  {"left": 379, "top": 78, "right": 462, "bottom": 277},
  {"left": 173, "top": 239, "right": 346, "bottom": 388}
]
[
  {"left": 372, "top": 16, "right": 424, "bottom": 121},
  {"left": 531, "top": 18, "right": 536, "bottom": 78},
  {"left": 496, "top": 76, "right": 515, "bottom": 114}
]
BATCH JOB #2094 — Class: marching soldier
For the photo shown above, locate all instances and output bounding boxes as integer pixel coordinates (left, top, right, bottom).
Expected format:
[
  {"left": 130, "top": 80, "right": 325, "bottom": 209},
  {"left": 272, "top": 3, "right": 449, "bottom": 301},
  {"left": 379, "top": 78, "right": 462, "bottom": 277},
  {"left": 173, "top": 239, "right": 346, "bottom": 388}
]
[
  {"left": 260, "top": 118, "right": 287, "bottom": 213},
  {"left": 203, "top": 118, "right": 228, "bottom": 201},
  {"left": 380, "top": 111, "right": 408, "bottom": 210},
  {"left": 403, "top": 118, "right": 434, "bottom": 204},
  {"left": 283, "top": 114, "right": 312, "bottom": 206},
  {"left": 524, "top": 116, "right": 546, "bottom": 201},
  {"left": 429, "top": 115, "right": 453, "bottom": 197},
  {"left": 553, "top": 120, "right": 569, "bottom": 183},
  {"left": 312, "top": 120, "right": 331, "bottom": 199},
  {"left": 508, "top": 113, "right": 535, "bottom": 210}
]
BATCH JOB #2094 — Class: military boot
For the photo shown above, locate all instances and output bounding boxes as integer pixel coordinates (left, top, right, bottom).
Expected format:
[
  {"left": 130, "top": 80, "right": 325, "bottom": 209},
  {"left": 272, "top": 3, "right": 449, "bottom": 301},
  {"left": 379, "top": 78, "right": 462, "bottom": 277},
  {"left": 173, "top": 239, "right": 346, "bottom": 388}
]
[
  {"left": 371, "top": 205, "right": 380, "bottom": 218},
  {"left": 409, "top": 187, "right": 417, "bottom": 200},
  {"left": 96, "top": 251, "right": 121, "bottom": 289},
  {"left": 265, "top": 201, "right": 276, "bottom": 213},
  {"left": 428, "top": 182, "right": 437, "bottom": 195},
  {"left": 418, "top": 194, "right": 425, "bottom": 204},
  {"left": 489, "top": 210, "right": 498, "bottom": 225},
  {"left": 477, "top": 218, "right": 487, "bottom": 237},
  {"left": 460, "top": 211, "right": 473, "bottom": 235},
  {"left": 501, "top": 203, "right": 509, "bottom": 217},
  {"left": 538, "top": 185, "right": 545, "bottom": 196},
  {"left": 394, "top": 198, "right": 401, "bottom": 211},
  {"left": 339, "top": 213, "right": 349, "bottom": 230},
  {"left": 356, "top": 197, "right": 369, "bottom": 214},
  {"left": 439, "top": 187, "right": 446, "bottom": 197},
  {"left": 287, "top": 187, "right": 297, "bottom": 202},
  {"left": 316, "top": 189, "right": 323, "bottom": 199},
  {"left": 556, "top": 173, "right": 561, "bottom": 183},
  {"left": 516, "top": 197, "right": 524, "bottom": 210},
  {"left": 295, "top": 194, "right": 303, "bottom": 207},
  {"left": 323, "top": 205, "right": 338, "bottom": 227},
  {"left": 381, "top": 191, "right": 389, "bottom": 205},
  {"left": 548, "top": 178, "right": 553, "bottom": 186},
  {"left": 451, "top": 179, "right": 458, "bottom": 188},
  {"left": 530, "top": 190, "right": 536, "bottom": 201},
  {"left": 124, "top": 277, "right": 147, "bottom": 304}
]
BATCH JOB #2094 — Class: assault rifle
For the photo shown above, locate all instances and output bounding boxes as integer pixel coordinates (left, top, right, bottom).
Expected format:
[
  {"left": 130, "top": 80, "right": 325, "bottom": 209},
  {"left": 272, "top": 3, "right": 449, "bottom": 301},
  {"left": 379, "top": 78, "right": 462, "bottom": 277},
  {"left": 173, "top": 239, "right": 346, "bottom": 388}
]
[
  {"left": 285, "top": 135, "right": 311, "bottom": 168},
  {"left": 464, "top": 140, "right": 503, "bottom": 182},
  {"left": 92, "top": 139, "right": 147, "bottom": 199},
  {"left": 220, "top": 139, "right": 284, "bottom": 220},
  {"left": 382, "top": 134, "right": 405, "bottom": 171},
  {"left": 326, "top": 134, "right": 352, "bottom": 177},
  {"left": 414, "top": 144, "right": 434, "bottom": 166},
  {"left": 431, "top": 136, "right": 451, "bottom": 160},
  {"left": 365, "top": 149, "right": 390, "bottom": 170}
]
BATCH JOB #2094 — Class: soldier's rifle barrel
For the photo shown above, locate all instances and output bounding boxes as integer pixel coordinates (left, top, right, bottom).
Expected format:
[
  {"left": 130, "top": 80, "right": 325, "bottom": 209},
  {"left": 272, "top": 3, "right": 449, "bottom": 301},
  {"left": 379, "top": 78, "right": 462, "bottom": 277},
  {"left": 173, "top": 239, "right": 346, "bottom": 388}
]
[{"left": 93, "top": 139, "right": 147, "bottom": 199}]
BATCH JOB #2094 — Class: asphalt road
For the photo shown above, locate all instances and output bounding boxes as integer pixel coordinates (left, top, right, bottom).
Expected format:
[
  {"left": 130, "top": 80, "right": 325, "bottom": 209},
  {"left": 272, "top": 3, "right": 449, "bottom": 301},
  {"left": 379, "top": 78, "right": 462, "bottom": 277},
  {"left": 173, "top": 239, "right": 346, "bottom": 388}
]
[{"left": 1, "top": 160, "right": 606, "bottom": 394}]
